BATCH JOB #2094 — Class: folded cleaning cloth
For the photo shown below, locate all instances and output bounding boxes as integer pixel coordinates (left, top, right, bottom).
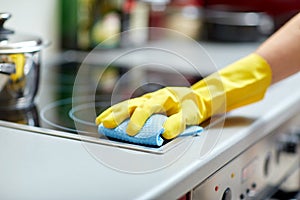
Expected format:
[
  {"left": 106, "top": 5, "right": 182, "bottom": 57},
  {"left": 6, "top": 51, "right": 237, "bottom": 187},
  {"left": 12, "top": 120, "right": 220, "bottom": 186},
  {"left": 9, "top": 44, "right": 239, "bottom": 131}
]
[{"left": 98, "top": 114, "right": 203, "bottom": 146}]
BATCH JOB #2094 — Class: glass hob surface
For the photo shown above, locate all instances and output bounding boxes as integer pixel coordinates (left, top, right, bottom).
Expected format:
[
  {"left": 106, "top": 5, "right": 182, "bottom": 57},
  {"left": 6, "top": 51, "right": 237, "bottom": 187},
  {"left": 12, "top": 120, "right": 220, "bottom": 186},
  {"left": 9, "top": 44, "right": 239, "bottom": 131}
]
[{"left": 0, "top": 60, "right": 201, "bottom": 146}]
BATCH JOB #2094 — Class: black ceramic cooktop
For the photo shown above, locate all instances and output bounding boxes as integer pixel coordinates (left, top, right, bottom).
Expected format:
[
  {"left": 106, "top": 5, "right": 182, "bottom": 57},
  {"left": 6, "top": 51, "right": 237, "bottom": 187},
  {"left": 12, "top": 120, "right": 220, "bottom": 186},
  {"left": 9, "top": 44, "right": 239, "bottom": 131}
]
[{"left": 0, "top": 61, "right": 201, "bottom": 137}]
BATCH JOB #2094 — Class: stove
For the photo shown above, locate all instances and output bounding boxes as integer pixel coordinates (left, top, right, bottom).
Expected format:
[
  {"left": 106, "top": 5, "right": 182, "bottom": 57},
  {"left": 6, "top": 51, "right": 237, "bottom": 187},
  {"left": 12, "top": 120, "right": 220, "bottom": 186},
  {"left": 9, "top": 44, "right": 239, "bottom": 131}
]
[
  {"left": 0, "top": 55, "right": 203, "bottom": 153},
  {"left": 0, "top": 48, "right": 299, "bottom": 199},
  {"left": 192, "top": 112, "right": 300, "bottom": 200}
]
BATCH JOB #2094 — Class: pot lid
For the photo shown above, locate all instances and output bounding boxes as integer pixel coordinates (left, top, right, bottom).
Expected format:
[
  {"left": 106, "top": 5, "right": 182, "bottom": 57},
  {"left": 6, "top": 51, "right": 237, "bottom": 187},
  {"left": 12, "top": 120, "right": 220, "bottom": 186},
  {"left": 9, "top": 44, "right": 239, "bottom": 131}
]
[{"left": 0, "top": 13, "right": 48, "bottom": 53}]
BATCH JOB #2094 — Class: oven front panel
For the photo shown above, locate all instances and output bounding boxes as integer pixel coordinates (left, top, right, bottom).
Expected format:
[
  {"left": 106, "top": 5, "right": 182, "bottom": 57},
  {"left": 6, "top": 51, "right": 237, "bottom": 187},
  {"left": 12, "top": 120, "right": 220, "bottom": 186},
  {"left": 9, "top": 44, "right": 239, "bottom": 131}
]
[{"left": 192, "top": 114, "right": 300, "bottom": 200}]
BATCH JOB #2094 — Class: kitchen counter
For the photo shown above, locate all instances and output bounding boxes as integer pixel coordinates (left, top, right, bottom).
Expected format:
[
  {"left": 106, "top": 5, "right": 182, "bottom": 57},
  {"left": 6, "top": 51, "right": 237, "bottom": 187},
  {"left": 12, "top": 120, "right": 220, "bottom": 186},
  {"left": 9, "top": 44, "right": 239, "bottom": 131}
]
[{"left": 0, "top": 41, "right": 299, "bottom": 199}]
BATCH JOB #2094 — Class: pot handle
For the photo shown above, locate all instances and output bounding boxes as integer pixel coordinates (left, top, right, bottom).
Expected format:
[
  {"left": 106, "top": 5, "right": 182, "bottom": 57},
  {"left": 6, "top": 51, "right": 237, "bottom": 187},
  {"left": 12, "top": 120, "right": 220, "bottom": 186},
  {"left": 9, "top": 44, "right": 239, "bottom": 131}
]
[
  {"left": 0, "top": 13, "right": 14, "bottom": 35},
  {"left": 0, "top": 63, "right": 15, "bottom": 74}
]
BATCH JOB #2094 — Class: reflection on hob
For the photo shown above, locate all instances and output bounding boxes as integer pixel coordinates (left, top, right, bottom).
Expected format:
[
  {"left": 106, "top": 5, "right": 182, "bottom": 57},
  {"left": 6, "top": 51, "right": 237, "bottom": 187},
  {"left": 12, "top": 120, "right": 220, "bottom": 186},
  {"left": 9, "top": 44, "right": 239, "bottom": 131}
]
[
  {"left": 40, "top": 96, "right": 111, "bottom": 136},
  {"left": 0, "top": 61, "right": 201, "bottom": 138},
  {"left": 38, "top": 62, "right": 122, "bottom": 136},
  {"left": 0, "top": 104, "right": 39, "bottom": 126}
]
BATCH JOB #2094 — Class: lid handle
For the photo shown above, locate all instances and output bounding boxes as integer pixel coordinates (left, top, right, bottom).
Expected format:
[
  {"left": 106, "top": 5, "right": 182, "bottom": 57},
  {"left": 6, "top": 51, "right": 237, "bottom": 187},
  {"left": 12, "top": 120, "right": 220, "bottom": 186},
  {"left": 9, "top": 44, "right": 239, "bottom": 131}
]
[{"left": 0, "top": 13, "right": 14, "bottom": 34}]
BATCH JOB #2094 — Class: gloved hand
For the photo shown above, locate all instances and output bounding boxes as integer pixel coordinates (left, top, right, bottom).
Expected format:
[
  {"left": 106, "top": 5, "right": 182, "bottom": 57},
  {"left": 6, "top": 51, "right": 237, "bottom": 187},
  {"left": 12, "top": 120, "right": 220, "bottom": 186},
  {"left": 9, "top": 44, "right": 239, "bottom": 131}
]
[{"left": 96, "top": 53, "right": 272, "bottom": 139}]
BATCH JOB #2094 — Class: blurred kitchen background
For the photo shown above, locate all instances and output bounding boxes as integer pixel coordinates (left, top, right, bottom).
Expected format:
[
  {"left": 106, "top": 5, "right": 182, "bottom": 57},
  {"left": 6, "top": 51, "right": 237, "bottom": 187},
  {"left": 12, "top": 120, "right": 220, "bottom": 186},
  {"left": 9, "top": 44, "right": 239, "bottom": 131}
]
[{"left": 1, "top": 0, "right": 300, "bottom": 65}]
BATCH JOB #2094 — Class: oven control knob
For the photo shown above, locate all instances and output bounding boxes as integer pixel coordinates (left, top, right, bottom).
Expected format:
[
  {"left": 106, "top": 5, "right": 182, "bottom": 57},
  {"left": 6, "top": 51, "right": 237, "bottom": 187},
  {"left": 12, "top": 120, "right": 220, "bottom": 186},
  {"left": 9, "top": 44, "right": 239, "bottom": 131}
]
[
  {"left": 279, "top": 135, "right": 298, "bottom": 154},
  {"left": 221, "top": 187, "right": 232, "bottom": 200}
]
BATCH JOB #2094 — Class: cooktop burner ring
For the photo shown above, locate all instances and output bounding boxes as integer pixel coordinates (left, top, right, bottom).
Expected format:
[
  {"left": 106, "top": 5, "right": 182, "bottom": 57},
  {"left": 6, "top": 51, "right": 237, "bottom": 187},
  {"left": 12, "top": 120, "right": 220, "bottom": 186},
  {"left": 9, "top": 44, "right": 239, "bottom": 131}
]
[
  {"left": 68, "top": 102, "right": 101, "bottom": 126},
  {"left": 40, "top": 98, "right": 82, "bottom": 133},
  {"left": 40, "top": 97, "right": 110, "bottom": 135}
]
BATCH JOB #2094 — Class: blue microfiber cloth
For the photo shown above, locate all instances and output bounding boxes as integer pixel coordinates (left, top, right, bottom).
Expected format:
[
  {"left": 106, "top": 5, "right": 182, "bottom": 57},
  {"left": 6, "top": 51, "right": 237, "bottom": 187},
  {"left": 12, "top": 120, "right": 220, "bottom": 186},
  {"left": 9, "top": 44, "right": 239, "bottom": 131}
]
[{"left": 98, "top": 114, "right": 203, "bottom": 146}]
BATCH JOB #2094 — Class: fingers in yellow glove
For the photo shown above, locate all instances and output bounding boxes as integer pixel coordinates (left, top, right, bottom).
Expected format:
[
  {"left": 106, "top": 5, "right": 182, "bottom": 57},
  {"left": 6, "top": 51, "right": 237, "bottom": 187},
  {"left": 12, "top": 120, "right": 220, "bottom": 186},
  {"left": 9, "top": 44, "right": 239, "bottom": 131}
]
[
  {"left": 95, "top": 97, "right": 148, "bottom": 128},
  {"left": 126, "top": 88, "right": 180, "bottom": 136},
  {"left": 127, "top": 87, "right": 204, "bottom": 138},
  {"left": 162, "top": 97, "right": 202, "bottom": 139},
  {"left": 162, "top": 111, "right": 185, "bottom": 140}
]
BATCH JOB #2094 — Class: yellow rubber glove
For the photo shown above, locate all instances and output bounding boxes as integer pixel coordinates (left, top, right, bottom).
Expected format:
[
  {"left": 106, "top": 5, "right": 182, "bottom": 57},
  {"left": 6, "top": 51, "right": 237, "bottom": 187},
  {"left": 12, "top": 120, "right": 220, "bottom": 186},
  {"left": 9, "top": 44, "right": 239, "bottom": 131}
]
[{"left": 96, "top": 53, "right": 272, "bottom": 139}]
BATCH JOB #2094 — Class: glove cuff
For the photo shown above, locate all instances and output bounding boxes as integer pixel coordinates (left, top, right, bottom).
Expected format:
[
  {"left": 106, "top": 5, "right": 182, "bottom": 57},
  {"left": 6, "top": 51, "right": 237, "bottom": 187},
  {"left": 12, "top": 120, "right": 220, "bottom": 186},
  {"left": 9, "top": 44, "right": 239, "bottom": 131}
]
[
  {"left": 191, "top": 53, "right": 272, "bottom": 116},
  {"left": 220, "top": 53, "right": 272, "bottom": 110}
]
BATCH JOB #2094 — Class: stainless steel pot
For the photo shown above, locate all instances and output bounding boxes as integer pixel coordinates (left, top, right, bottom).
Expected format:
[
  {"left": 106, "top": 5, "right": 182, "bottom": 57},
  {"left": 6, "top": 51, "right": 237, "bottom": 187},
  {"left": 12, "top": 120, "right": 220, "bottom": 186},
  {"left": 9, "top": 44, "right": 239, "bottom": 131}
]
[{"left": 0, "top": 13, "right": 49, "bottom": 109}]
